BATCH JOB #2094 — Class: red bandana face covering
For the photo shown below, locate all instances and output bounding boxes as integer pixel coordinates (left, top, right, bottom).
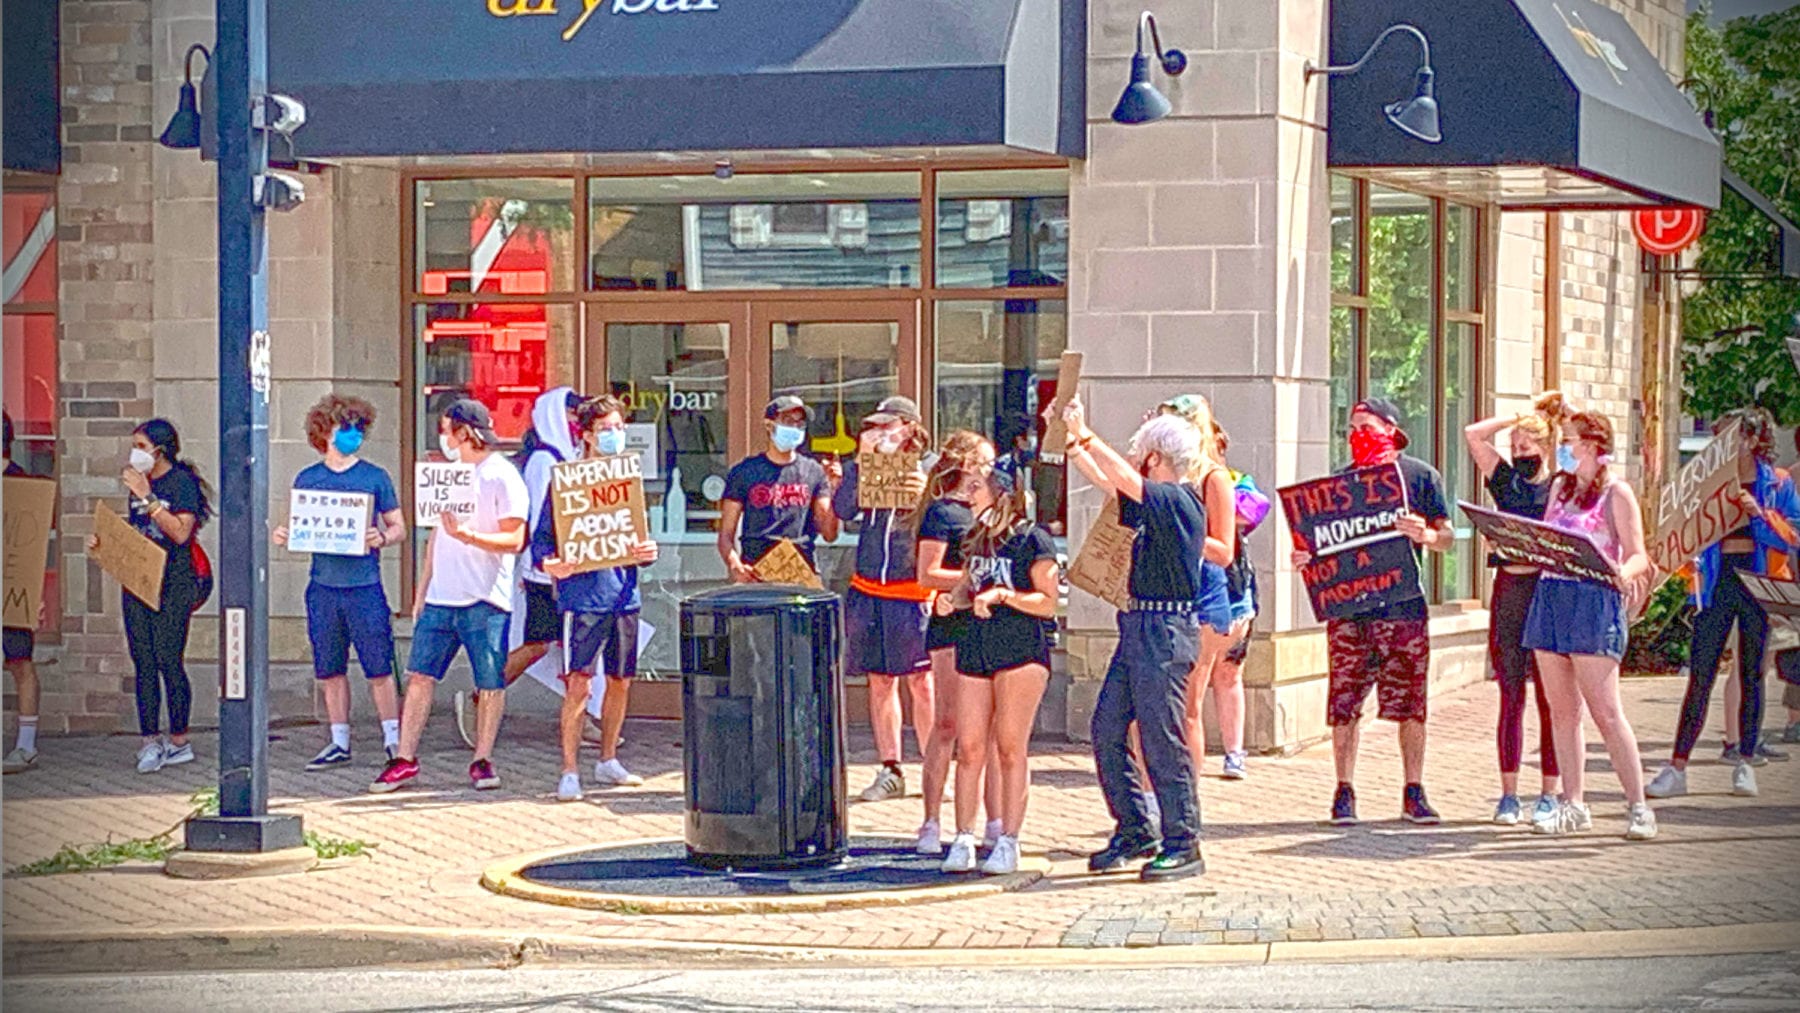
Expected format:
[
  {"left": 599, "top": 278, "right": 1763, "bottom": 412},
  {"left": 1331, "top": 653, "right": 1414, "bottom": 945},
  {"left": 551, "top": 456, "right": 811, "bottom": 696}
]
[{"left": 1349, "top": 428, "right": 1398, "bottom": 467}]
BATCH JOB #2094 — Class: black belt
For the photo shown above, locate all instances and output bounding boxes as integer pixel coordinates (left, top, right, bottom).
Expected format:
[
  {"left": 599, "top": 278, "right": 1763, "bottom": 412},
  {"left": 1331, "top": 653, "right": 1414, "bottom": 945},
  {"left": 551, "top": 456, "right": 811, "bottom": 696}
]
[{"left": 1126, "top": 598, "right": 1198, "bottom": 614}]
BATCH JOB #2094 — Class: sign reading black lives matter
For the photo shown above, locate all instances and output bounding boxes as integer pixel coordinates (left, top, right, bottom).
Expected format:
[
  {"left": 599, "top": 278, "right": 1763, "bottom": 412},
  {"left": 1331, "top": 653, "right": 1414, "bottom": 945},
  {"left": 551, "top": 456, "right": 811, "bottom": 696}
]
[
  {"left": 551, "top": 454, "right": 649, "bottom": 574},
  {"left": 1460, "top": 502, "right": 1619, "bottom": 585},
  {"left": 1278, "top": 464, "right": 1422, "bottom": 622}
]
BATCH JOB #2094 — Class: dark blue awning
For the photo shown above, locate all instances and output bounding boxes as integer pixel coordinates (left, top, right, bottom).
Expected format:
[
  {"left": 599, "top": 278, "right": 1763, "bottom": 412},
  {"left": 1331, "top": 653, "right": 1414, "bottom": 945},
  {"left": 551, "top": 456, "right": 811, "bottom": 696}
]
[
  {"left": 3, "top": 0, "right": 61, "bottom": 175},
  {"left": 247, "top": 0, "right": 1084, "bottom": 160},
  {"left": 1327, "top": 0, "right": 1719, "bottom": 209}
]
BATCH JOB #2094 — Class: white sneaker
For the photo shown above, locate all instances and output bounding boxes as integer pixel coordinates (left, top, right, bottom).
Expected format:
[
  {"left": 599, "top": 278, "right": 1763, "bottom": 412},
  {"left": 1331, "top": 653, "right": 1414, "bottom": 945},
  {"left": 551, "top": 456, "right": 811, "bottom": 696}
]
[
  {"left": 556, "top": 772, "right": 583, "bottom": 802},
  {"left": 2, "top": 747, "right": 38, "bottom": 774},
  {"left": 453, "top": 691, "right": 476, "bottom": 749},
  {"left": 980, "top": 834, "right": 1020, "bottom": 875},
  {"left": 941, "top": 832, "right": 978, "bottom": 873},
  {"left": 593, "top": 758, "right": 644, "bottom": 787},
  {"left": 1645, "top": 764, "right": 1687, "bottom": 799},
  {"left": 162, "top": 742, "right": 195, "bottom": 767},
  {"left": 1732, "top": 761, "right": 1759, "bottom": 798},
  {"left": 1626, "top": 802, "right": 1658, "bottom": 841},
  {"left": 135, "top": 742, "right": 166, "bottom": 774},
  {"left": 1559, "top": 800, "right": 1593, "bottom": 834},
  {"left": 915, "top": 820, "right": 943, "bottom": 855},
  {"left": 1531, "top": 800, "right": 1563, "bottom": 835},
  {"left": 983, "top": 818, "right": 1004, "bottom": 850}
]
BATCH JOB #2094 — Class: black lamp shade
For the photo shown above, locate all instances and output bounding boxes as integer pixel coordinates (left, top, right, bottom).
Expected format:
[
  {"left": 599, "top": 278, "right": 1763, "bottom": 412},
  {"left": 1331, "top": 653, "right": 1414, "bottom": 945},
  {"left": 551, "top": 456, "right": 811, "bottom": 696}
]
[
  {"left": 158, "top": 81, "right": 203, "bottom": 150},
  {"left": 1384, "top": 68, "right": 1441, "bottom": 144},
  {"left": 1112, "top": 53, "right": 1172, "bottom": 125}
]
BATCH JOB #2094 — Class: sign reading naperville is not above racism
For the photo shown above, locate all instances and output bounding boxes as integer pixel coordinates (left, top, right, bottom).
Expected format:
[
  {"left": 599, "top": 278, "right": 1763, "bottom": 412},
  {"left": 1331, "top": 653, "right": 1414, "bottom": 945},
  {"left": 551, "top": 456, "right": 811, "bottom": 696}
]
[
  {"left": 1649, "top": 420, "right": 1755, "bottom": 580},
  {"left": 551, "top": 453, "right": 649, "bottom": 573},
  {"left": 1278, "top": 464, "right": 1423, "bottom": 622}
]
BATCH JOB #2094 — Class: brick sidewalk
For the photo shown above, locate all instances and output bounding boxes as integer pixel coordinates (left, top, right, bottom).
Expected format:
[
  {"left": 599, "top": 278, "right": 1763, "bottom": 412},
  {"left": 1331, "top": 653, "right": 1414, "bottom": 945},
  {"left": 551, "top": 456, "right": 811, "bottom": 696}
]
[{"left": 3, "top": 675, "right": 1797, "bottom": 952}]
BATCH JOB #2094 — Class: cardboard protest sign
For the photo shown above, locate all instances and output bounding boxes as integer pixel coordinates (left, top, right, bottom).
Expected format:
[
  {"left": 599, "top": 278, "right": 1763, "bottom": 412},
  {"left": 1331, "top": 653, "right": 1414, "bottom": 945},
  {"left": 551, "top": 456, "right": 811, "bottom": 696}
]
[
  {"left": 1067, "top": 497, "right": 1133, "bottom": 611},
  {"left": 550, "top": 453, "right": 649, "bottom": 573},
  {"left": 1740, "top": 574, "right": 1800, "bottom": 640},
  {"left": 856, "top": 451, "right": 922, "bottom": 511},
  {"left": 1278, "top": 464, "right": 1422, "bottom": 621},
  {"left": 414, "top": 461, "right": 476, "bottom": 528},
  {"left": 1648, "top": 420, "right": 1754, "bottom": 580},
  {"left": 286, "top": 489, "right": 373, "bottom": 557},
  {"left": 92, "top": 502, "right": 165, "bottom": 610},
  {"left": 3, "top": 477, "right": 57, "bottom": 628},
  {"left": 1460, "top": 502, "right": 1618, "bottom": 585},
  {"left": 1039, "top": 351, "right": 1084, "bottom": 464},
  {"left": 752, "top": 538, "right": 822, "bottom": 589}
]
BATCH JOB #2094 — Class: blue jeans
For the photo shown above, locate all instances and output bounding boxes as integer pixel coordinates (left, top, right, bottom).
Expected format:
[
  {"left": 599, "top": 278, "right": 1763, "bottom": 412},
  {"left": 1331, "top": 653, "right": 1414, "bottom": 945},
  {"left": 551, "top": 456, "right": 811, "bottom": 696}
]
[
  {"left": 406, "top": 602, "right": 509, "bottom": 691},
  {"left": 1091, "top": 610, "right": 1202, "bottom": 851}
]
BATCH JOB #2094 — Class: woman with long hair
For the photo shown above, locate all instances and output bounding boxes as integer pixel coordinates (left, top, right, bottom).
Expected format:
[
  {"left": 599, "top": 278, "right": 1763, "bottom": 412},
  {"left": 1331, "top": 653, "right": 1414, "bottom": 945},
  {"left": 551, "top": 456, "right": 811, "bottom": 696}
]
[
  {"left": 1463, "top": 392, "right": 1566, "bottom": 826},
  {"left": 89, "top": 419, "right": 213, "bottom": 773},
  {"left": 1208, "top": 423, "right": 1271, "bottom": 781},
  {"left": 1522, "top": 411, "right": 1656, "bottom": 840},
  {"left": 938, "top": 454, "right": 1059, "bottom": 876},
  {"left": 1647, "top": 407, "right": 1800, "bottom": 801},
  {"left": 913, "top": 431, "right": 1002, "bottom": 854}
]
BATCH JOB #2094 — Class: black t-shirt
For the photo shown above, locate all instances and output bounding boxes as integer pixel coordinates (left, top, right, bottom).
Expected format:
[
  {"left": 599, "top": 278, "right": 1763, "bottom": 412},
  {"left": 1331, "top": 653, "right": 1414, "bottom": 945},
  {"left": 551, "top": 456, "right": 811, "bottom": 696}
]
[
  {"left": 722, "top": 453, "right": 830, "bottom": 566},
  {"left": 130, "top": 466, "right": 206, "bottom": 583},
  {"left": 1335, "top": 455, "right": 1447, "bottom": 622},
  {"left": 1120, "top": 481, "right": 1206, "bottom": 602},
  {"left": 918, "top": 498, "right": 975, "bottom": 570},
  {"left": 1484, "top": 458, "right": 1552, "bottom": 567},
  {"left": 966, "top": 523, "right": 1057, "bottom": 596}
]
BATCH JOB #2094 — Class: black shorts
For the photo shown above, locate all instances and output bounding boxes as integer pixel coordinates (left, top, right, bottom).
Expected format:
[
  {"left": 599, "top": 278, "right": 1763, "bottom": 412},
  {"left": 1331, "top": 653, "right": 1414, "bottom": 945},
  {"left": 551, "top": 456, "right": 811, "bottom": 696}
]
[
  {"left": 565, "top": 610, "right": 639, "bottom": 680},
  {"left": 523, "top": 581, "right": 560, "bottom": 645},
  {"left": 954, "top": 611, "right": 1053, "bottom": 677},
  {"left": 926, "top": 611, "right": 969, "bottom": 653},
  {"left": 3, "top": 627, "right": 32, "bottom": 662},
  {"left": 1224, "top": 617, "right": 1252, "bottom": 665}
]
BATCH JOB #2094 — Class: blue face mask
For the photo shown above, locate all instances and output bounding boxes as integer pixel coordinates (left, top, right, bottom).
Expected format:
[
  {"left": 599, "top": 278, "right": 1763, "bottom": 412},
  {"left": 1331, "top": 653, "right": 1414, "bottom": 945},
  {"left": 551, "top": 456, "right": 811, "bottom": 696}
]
[
  {"left": 596, "top": 428, "right": 626, "bottom": 457},
  {"left": 332, "top": 426, "right": 365, "bottom": 456},
  {"left": 1556, "top": 444, "right": 1577, "bottom": 473},
  {"left": 772, "top": 424, "right": 806, "bottom": 453}
]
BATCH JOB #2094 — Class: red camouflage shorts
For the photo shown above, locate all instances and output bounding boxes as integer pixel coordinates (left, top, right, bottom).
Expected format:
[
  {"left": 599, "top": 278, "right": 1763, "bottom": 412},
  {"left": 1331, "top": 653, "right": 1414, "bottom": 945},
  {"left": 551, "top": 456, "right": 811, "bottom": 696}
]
[{"left": 1326, "top": 616, "right": 1430, "bottom": 726}]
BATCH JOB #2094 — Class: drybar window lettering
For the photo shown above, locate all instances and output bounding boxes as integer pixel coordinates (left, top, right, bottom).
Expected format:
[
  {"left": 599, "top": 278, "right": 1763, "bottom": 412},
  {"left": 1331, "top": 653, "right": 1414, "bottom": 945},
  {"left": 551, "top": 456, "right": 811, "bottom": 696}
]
[{"left": 486, "top": 0, "right": 724, "bottom": 44}]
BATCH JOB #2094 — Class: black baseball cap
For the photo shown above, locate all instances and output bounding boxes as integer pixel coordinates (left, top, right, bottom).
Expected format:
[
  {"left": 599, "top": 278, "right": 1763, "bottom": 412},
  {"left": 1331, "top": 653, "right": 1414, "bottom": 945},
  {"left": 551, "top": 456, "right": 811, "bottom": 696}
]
[
  {"left": 443, "top": 398, "right": 499, "bottom": 445},
  {"left": 1351, "top": 397, "right": 1410, "bottom": 449},
  {"left": 764, "top": 395, "right": 814, "bottom": 422},
  {"left": 865, "top": 395, "right": 921, "bottom": 426}
]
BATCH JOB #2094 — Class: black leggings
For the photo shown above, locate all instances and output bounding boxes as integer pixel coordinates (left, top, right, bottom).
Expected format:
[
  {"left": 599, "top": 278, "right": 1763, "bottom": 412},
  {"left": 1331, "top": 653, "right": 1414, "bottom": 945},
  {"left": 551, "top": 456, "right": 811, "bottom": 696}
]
[
  {"left": 1491, "top": 570, "right": 1558, "bottom": 778},
  {"left": 1678, "top": 557, "right": 1768, "bottom": 762},
  {"left": 124, "top": 586, "right": 196, "bottom": 737}
]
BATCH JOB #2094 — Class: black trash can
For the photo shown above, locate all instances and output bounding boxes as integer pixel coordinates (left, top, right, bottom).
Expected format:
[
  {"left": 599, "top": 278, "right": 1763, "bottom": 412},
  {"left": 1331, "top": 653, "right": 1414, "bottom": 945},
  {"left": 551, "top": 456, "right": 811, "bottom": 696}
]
[{"left": 680, "top": 585, "right": 846, "bottom": 870}]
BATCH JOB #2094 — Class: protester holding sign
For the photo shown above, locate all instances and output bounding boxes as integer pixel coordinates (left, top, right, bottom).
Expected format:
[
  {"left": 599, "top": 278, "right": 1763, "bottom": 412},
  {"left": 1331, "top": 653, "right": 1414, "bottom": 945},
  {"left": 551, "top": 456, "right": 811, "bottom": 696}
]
[
  {"left": 1290, "top": 399, "right": 1451, "bottom": 827},
  {"left": 1521, "top": 412, "right": 1657, "bottom": 841},
  {"left": 1066, "top": 398, "right": 1210, "bottom": 883},
  {"left": 272, "top": 395, "right": 406, "bottom": 771},
  {"left": 1647, "top": 408, "right": 1800, "bottom": 802},
  {"left": 540, "top": 395, "right": 659, "bottom": 800},
  {"left": 3, "top": 414, "right": 46, "bottom": 774},
  {"left": 717, "top": 396, "right": 840, "bottom": 581},
  {"left": 1463, "top": 392, "right": 1566, "bottom": 827},
  {"left": 83, "top": 420, "right": 211, "bottom": 774},
  {"left": 371, "top": 400, "right": 528, "bottom": 794},
  {"left": 830, "top": 396, "right": 936, "bottom": 805}
]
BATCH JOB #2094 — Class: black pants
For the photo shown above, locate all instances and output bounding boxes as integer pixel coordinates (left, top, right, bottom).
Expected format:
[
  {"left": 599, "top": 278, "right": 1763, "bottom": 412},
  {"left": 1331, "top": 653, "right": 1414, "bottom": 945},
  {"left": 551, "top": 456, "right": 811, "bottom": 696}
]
[
  {"left": 1679, "top": 557, "right": 1768, "bottom": 762},
  {"left": 1092, "top": 611, "right": 1202, "bottom": 851},
  {"left": 124, "top": 586, "right": 196, "bottom": 737}
]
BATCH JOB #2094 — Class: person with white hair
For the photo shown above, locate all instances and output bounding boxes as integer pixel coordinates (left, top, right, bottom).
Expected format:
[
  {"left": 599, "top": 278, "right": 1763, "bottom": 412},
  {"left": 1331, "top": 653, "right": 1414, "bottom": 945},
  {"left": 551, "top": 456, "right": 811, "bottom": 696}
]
[{"left": 1063, "top": 397, "right": 1211, "bottom": 882}]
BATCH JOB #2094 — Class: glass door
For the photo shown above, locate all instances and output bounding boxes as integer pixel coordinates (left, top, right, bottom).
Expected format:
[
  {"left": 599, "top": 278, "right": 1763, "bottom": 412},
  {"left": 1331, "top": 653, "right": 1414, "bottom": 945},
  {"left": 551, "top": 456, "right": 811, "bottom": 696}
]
[{"left": 749, "top": 301, "right": 921, "bottom": 463}]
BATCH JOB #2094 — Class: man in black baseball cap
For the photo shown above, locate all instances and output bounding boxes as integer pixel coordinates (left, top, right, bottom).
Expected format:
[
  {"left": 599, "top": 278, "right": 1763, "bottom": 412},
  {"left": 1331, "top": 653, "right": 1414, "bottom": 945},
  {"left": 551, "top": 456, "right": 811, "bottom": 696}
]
[
  {"left": 441, "top": 397, "right": 500, "bottom": 450},
  {"left": 718, "top": 395, "right": 840, "bottom": 582},
  {"left": 1350, "top": 397, "right": 1411, "bottom": 452}
]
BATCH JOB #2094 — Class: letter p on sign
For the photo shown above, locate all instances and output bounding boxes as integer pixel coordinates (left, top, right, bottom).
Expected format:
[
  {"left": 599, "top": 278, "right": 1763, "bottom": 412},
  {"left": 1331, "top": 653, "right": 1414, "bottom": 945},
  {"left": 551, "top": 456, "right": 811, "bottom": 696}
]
[{"left": 1632, "top": 208, "right": 1706, "bottom": 255}]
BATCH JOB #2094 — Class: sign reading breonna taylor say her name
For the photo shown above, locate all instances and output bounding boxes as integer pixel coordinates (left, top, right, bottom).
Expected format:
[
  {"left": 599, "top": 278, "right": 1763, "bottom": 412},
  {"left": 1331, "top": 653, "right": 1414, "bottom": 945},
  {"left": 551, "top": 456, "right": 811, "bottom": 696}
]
[
  {"left": 287, "top": 489, "right": 373, "bottom": 557},
  {"left": 1460, "top": 502, "right": 1618, "bottom": 585},
  {"left": 551, "top": 453, "right": 649, "bottom": 574},
  {"left": 1278, "top": 464, "right": 1422, "bottom": 622}
]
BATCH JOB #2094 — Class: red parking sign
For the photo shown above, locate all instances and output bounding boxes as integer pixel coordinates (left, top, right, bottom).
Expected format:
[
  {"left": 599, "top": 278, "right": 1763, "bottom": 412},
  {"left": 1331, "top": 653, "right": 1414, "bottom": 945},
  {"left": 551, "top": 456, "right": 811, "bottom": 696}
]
[{"left": 1632, "top": 208, "right": 1706, "bottom": 255}]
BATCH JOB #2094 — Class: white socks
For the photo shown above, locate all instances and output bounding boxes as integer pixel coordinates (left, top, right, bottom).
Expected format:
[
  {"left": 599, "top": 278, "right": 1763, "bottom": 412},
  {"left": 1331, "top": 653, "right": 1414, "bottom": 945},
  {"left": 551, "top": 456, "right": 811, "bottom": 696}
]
[
  {"left": 16, "top": 717, "right": 38, "bottom": 754},
  {"left": 380, "top": 719, "right": 400, "bottom": 749},
  {"left": 330, "top": 723, "right": 351, "bottom": 750}
]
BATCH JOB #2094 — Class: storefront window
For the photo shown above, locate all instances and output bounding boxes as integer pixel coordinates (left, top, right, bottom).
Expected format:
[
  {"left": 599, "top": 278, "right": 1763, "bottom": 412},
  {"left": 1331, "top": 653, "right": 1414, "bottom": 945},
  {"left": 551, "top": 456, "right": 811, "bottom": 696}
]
[
  {"left": 1329, "top": 175, "right": 1484, "bottom": 602},
  {"left": 415, "top": 178, "right": 575, "bottom": 295},
  {"left": 414, "top": 302, "right": 577, "bottom": 447},
  {"left": 603, "top": 323, "right": 730, "bottom": 537},
  {"left": 936, "top": 169, "right": 1069, "bottom": 288},
  {"left": 934, "top": 299, "right": 1068, "bottom": 533},
  {"left": 769, "top": 321, "right": 900, "bottom": 457},
  {"left": 589, "top": 173, "right": 922, "bottom": 291},
  {"left": 3, "top": 180, "right": 59, "bottom": 634}
]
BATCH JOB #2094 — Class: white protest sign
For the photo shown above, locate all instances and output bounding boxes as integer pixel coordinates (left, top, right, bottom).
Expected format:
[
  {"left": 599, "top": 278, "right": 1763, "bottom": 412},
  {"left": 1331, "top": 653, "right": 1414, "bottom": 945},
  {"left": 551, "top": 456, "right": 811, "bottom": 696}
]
[
  {"left": 415, "top": 461, "right": 476, "bottom": 528},
  {"left": 287, "top": 489, "right": 373, "bottom": 556}
]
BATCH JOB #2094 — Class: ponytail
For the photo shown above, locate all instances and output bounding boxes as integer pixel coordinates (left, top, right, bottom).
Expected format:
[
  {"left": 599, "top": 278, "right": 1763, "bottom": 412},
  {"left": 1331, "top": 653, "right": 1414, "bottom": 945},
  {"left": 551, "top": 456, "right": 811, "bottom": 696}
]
[{"left": 134, "top": 418, "right": 214, "bottom": 525}]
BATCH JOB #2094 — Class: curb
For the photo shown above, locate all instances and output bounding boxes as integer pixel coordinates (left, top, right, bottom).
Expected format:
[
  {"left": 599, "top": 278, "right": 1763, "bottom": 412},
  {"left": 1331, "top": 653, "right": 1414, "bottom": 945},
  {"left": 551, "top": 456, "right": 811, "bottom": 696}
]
[{"left": 7, "top": 921, "right": 1796, "bottom": 978}]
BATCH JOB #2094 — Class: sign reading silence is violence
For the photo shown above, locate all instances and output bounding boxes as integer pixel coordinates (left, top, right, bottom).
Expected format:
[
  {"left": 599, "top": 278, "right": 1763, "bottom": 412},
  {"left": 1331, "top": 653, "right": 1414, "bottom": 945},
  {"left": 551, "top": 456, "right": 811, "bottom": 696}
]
[{"left": 1278, "top": 464, "right": 1422, "bottom": 622}]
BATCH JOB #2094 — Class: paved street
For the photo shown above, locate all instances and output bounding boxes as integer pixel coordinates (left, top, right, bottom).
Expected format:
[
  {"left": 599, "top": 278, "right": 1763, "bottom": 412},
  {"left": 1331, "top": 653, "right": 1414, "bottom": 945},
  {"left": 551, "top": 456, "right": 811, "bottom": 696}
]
[
  {"left": 3, "top": 675, "right": 1798, "bottom": 955},
  {"left": 10, "top": 952, "right": 1800, "bottom": 1012}
]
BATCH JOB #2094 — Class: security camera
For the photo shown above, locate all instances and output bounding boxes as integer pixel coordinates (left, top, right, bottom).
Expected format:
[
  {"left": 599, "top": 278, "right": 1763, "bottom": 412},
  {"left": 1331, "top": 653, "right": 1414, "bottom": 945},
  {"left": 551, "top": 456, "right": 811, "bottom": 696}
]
[
  {"left": 254, "top": 171, "right": 306, "bottom": 212},
  {"left": 253, "top": 93, "right": 307, "bottom": 136}
]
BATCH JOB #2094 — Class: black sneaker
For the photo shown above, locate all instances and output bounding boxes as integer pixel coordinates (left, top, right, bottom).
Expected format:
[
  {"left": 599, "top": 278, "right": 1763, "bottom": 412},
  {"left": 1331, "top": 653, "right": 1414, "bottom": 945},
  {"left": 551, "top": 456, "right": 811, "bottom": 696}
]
[
  {"left": 1403, "top": 784, "right": 1440, "bottom": 825},
  {"left": 1087, "top": 832, "right": 1160, "bottom": 873},
  {"left": 1139, "top": 846, "right": 1205, "bottom": 882},
  {"left": 1330, "top": 784, "right": 1357, "bottom": 826},
  {"left": 306, "top": 743, "right": 352, "bottom": 771}
]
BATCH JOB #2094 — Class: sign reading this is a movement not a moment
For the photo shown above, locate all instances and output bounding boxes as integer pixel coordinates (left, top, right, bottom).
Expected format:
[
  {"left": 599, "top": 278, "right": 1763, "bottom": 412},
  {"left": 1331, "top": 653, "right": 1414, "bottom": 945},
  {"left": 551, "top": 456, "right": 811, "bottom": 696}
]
[
  {"left": 1278, "top": 464, "right": 1422, "bottom": 622},
  {"left": 551, "top": 453, "right": 649, "bottom": 573}
]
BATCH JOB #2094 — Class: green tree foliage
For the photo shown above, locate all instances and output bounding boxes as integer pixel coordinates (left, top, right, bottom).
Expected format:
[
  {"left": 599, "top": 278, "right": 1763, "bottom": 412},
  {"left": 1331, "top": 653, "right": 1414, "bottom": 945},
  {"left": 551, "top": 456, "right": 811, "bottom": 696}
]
[{"left": 1681, "top": 6, "right": 1800, "bottom": 425}]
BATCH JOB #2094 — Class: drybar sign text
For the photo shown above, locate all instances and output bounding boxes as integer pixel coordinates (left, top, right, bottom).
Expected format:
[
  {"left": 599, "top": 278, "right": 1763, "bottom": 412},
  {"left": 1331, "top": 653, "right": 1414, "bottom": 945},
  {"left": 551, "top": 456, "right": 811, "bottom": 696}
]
[{"left": 487, "top": 0, "right": 722, "bottom": 43}]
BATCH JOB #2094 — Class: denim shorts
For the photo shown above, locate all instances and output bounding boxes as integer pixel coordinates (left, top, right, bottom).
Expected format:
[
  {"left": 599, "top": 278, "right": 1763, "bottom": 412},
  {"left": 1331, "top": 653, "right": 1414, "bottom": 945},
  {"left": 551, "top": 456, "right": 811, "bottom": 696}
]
[
  {"left": 3, "top": 627, "right": 33, "bottom": 662},
  {"left": 1194, "top": 562, "right": 1233, "bottom": 635},
  {"left": 1522, "top": 577, "right": 1627, "bottom": 661},
  {"left": 406, "top": 601, "right": 510, "bottom": 690},
  {"left": 305, "top": 583, "right": 395, "bottom": 680}
]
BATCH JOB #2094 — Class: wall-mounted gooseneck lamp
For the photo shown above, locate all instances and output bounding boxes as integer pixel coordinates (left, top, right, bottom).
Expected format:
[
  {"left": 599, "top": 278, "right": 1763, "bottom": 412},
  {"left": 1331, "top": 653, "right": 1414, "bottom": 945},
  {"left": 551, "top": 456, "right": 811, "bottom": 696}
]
[
  {"left": 157, "top": 43, "right": 212, "bottom": 150},
  {"left": 1305, "top": 24, "right": 1442, "bottom": 144},
  {"left": 1111, "top": 12, "right": 1188, "bottom": 125}
]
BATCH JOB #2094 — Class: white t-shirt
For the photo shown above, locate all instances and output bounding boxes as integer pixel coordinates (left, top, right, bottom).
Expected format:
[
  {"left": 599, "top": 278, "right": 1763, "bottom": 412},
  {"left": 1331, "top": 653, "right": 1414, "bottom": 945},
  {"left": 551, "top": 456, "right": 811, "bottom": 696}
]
[{"left": 425, "top": 451, "right": 530, "bottom": 610}]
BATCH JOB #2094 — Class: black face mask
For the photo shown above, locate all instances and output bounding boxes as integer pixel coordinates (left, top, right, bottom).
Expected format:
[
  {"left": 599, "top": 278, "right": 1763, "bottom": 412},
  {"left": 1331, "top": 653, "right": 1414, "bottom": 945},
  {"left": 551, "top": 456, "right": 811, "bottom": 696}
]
[{"left": 1514, "top": 455, "right": 1542, "bottom": 474}]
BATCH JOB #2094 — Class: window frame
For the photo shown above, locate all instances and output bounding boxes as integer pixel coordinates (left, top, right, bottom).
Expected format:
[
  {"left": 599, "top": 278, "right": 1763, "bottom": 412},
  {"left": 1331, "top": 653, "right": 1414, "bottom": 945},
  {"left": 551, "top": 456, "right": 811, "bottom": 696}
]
[{"left": 3, "top": 171, "right": 61, "bottom": 641}]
